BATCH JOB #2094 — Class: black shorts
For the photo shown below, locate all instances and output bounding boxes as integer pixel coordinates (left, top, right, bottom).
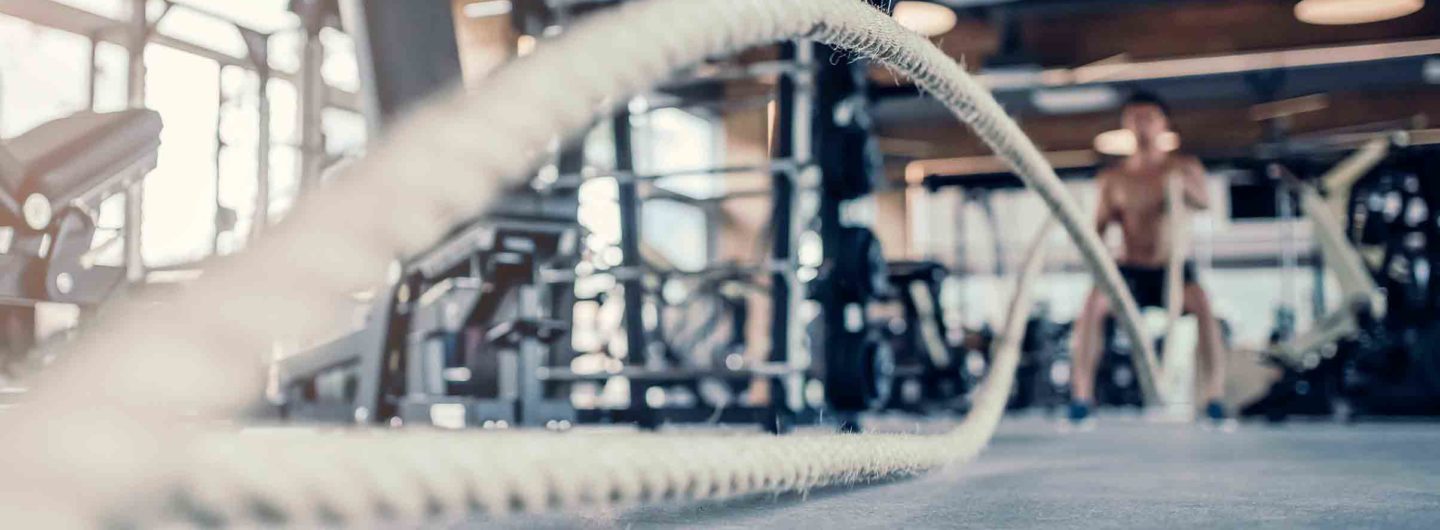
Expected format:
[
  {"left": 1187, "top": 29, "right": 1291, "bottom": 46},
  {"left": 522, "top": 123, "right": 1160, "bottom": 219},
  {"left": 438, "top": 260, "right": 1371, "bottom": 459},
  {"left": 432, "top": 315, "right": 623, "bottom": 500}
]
[{"left": 1118, "top": 261, "right": 1197, "bottom": 309}]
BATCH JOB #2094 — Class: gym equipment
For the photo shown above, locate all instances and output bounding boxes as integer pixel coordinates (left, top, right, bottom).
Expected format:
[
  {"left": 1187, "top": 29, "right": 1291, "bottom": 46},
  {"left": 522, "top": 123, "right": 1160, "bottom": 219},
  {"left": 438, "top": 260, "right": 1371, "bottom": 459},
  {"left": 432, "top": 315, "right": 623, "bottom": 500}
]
[
  {"left": 294, "top": 7, "right": 863, "bottom": 433},
  {"left": 0, "top": 2, "right": 1150, "bottom": 526},
  {"left": 918, "top": 166, "right": 1168, "bottom": 413},
  {"left": 815, "top": 45, "right": 883, "bottom": 202},
  {"left": 653, "top": 264, "right": 760, "bottom": 401},
  {"left": 806, "top": 44, "right": 900, "bottom": 424},
  {"left": 1245, "top": 133, "right": 1440, "bottom": 419},
  {"left": 1335, "top": 144, "right": 1440, "bottom": 415},
  {"left": 281, "top": 0, "right": 585, "bottom": 429},
  {"left": 814, "top": 223, "right": 897, "bottom": 420},
  {"left": 0, "top": 109, "right": 160, "bottom": 373},
  {"left": 559, "top": 37, "right": 825, "bottom": 431},
  {"left": 316, "top": 26, "right": 855, "bottom": 433},
  {"left": 878, "top": 261, "right": 970, "bottom": 411},
  {"left": 1011, "top": 305, "right": 1072, "bottom": 412},
  {"left": 834, "top": 225, "right": 892, "bottom": 304},
  {"left": 276, "top": 212, "right": 580, "bottom": 428},
  {"left": 0, "top": 109, "right": 159, "bottom": 302},
  {"left": 1096, "top": 317, "right": 1146, "bottom": 408}
]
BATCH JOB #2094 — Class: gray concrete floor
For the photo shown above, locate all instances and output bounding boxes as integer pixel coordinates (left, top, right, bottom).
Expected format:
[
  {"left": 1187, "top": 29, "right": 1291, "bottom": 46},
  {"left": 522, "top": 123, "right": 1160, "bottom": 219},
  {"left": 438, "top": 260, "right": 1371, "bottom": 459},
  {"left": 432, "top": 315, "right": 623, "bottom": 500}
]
[{"left": 484, "top": 416, "right": 1440, "bottom": 529}]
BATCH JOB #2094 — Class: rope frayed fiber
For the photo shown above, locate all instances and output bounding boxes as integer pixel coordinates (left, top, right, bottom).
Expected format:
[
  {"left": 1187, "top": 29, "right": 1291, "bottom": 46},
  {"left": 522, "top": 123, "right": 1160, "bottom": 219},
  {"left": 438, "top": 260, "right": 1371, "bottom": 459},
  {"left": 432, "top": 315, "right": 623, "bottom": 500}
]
[{"left": 0, "top": 0, "right": 1148, "bottom": 526}]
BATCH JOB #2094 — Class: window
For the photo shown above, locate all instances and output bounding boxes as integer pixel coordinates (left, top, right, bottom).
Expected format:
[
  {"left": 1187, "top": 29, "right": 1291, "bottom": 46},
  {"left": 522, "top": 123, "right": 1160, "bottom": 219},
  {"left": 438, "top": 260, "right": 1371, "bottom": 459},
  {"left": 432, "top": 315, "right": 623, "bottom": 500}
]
[
  {"left": 143, "top": 45, "right": 220, "bottom": 264},
  {"left": 576, "top": 108, "right": 721, "bottom": 273},
  {"left": 0, "top": 15, "right": 93, "bottom": 136},
  {"left": 634, "top": 108, "right": 721, "bottom": 272}
]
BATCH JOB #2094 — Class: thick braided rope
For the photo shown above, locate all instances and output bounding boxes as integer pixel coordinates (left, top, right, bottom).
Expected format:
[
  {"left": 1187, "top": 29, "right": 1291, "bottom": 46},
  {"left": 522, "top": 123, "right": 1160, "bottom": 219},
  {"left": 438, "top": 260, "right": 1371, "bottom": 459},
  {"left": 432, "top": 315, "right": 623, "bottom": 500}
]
[
  {"left": 0, "top": 0, "right": 1147, "bottom": 526},
  {"left": 0, "top": 227, "right": 1050, "bottom": 528},
  {"left": 1270, "top": 140, "right": 1391, "bottom": 360},
  {"left": 101, "top": 223, "right": 1047, "bottom": 528},
  {"left": 1159, "top": 177, "right": 1189, "bottom": 402},
  {"left": 824, "top": 12, "right": 1161, "bottom": 402}
]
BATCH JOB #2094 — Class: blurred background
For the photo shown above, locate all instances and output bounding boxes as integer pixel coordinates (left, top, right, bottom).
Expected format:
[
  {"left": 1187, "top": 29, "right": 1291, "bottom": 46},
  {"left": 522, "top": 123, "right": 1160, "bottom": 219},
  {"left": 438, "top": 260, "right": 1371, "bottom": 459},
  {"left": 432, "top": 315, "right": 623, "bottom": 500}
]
[{"left": 2, "top": 0, "right": 1439, "bottom": 424}]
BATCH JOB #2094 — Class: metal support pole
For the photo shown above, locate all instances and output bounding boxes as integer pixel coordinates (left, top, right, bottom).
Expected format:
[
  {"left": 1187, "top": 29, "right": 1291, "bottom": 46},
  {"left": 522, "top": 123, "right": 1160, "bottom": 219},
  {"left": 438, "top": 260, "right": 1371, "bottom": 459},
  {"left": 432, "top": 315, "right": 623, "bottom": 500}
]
[
  {"left": 255, "top": 66, "right": 272, "bottom": 237},
  {"left": 769, "top": 41, "right": 813, "bottom": 421},
  {"left": 515, "top": 283, "right": 545, "bottom": 425},
  {"left": 125, "top": 0, "right": 147, "bottom": 109},
  {"left": 297, "top": 4, "right": 328, "bottom": 191},
  {"left": 954, "top": 190, "right": 968, "bottom": 275},
  {"left": 785, "top": 42, "right": 814, "bottom": 414},
  {"left": 976, "top": 191, "right": 1005, "bottom": 276},
  {"left": 1277, "top": 171, "right": 1299, "bottom": 314},
  {"left": 122, "top": 0, "right": 147, "bottom": 283},
  {"left": 86, "top": 33, "right": 99, "bottom": 111},
  {"left": 613, "top": 109, "right": 652, "bottom": 424},
  {"left": 213, "top": 67, "right": 227, "bottom": 255},
  {"left": 241, "top": 30, "right": 272, "bottom": 239},
  {"left": 1313, "top": 240, "right": 1328, "bottom": 318}
]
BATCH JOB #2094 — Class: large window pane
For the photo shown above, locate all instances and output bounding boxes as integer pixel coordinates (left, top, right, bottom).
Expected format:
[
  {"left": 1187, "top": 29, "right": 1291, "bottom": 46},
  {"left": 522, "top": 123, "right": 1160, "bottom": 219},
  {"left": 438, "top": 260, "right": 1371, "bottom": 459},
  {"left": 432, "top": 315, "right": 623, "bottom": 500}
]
[
  {"left": 322, "top": 108, "right": 366, "bottom": 157},
  {"left": 154, "top": 6, "right": 247, "bottom": 60},
  {"left": 320, "top": 27, "right": 360, "bottom": 93},
  {"left": 0, "top": 15, "right": 90, "bottom": 136},
  {"left": 632, "top": 108, "right": 719, "bottom": 271},
  {"left": 143, "top": 45, "right": 219, "bottom": 265}
]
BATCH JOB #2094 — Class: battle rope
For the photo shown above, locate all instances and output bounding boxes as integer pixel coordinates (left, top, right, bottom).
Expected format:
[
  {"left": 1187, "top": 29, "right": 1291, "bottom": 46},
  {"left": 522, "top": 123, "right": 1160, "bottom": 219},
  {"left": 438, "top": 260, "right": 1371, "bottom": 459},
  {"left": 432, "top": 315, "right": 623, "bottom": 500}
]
[
  {"left": 1269, "top": 138, "right": 1392, "bottom": 361},
  {"left": 0, "top": 0, "right": 1148, "bottom": 526},
  {"left": 1158, "top": 175, "right": 1190, "bottom": 405}
]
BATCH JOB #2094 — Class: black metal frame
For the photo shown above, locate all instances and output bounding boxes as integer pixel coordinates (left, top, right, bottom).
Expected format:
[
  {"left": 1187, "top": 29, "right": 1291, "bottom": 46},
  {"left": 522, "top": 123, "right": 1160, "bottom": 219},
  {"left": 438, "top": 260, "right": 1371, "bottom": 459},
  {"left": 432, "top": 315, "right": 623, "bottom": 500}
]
[{"left": 277, "top": 0, "right": 920, "bottom": 433}]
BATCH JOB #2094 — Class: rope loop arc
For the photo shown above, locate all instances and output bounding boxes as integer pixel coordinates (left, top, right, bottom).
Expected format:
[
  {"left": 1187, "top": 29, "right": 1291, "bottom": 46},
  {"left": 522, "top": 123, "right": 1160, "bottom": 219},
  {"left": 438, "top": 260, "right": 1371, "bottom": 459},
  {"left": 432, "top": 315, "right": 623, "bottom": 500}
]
[{"left": 0, "top": 1, "right": 1154, "bottom": 526}]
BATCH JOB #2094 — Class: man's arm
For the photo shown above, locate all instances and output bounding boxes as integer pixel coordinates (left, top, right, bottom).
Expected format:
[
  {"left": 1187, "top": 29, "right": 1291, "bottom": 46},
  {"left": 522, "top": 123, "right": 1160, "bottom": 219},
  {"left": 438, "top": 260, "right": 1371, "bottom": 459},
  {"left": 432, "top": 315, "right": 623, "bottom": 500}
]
[
  {"left": 1094, "top": 170, "right": 1117, "bottom": 235},
  {"left": 1178, "top": 156, "right": 1210, "bottom": 210}
]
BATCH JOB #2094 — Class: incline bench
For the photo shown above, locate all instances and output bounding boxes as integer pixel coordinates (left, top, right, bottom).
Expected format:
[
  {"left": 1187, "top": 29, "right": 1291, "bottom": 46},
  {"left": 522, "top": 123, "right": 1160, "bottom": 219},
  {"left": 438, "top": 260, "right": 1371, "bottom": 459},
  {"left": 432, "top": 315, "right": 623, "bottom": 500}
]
[
  {"left": 0, "top": 109, "right": 161, "bottom": 368},
  {"left": 0, "top": 109, "right": 160, "bottom": 304}
]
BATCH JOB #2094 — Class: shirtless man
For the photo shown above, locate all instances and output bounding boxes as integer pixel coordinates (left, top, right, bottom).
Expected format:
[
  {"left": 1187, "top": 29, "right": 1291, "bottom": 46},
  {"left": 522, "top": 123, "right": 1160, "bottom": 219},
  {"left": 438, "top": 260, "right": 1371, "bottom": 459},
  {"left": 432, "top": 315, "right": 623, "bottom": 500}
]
[{"left": 1069, "top": 92, "right": 1227, "bottom": 424}]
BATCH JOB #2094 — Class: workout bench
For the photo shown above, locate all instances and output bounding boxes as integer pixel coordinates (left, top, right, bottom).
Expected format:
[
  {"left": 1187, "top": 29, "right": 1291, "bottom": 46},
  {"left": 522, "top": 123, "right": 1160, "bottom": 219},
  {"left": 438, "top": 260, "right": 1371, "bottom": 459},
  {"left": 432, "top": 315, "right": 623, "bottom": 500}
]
[{"left": 0, "top": 109, "right": 161, "bottom": 305}]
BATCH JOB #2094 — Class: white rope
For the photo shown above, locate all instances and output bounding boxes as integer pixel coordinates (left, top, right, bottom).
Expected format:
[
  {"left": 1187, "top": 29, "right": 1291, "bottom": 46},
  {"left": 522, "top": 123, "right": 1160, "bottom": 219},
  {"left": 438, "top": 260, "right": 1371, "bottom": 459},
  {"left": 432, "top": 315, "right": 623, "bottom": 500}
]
[
  {"left": 1270, "top": 139, "right": 1391, "bottom": 361},
  {"left": 1316, "top": 138, "right": 1391, "bottom": 310},
  {"left": 1324, "top": 137, "right": 1393, "bottom": 222},
  {"left": 0, "top": 0, "right": 1146, "bottom": 526},
  {"left": 1158, "top": 176, "right": 1189, "bottom": 404}
]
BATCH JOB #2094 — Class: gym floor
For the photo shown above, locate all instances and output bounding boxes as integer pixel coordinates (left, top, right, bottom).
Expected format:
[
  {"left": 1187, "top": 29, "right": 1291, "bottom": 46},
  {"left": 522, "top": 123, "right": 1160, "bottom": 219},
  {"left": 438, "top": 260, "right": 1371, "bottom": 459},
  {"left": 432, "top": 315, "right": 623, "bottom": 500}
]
[{"left": 493, "top": 416, "right": 1440, "bottom": 529}]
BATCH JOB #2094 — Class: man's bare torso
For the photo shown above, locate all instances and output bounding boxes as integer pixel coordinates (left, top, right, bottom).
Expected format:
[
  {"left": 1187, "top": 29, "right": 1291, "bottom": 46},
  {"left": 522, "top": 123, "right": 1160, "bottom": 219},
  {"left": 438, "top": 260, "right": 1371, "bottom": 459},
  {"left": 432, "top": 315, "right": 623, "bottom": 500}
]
[{"left": 1097, "top": 154, "right": 1202, "bottom": 267}]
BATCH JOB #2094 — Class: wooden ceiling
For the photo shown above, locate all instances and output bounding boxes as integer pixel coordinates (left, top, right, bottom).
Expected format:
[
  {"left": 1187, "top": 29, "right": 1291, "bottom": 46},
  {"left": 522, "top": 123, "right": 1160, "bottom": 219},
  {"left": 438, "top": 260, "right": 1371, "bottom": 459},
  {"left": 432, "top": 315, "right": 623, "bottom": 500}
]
[
  {"left": 1015, "top": 0, "right": 1440, "bottom": 66},
  {"left": 874, "top": 0, "right": 1440, "bottom": 173},
  {"left": 880, "top": 89, "right": 1440, "bottom": 160},
  {"left": 924, "top": 0, "right": 1440, "bottom": 69},
  {"left": 450, "top": 0, "right": 1440, "bottom": 176}
]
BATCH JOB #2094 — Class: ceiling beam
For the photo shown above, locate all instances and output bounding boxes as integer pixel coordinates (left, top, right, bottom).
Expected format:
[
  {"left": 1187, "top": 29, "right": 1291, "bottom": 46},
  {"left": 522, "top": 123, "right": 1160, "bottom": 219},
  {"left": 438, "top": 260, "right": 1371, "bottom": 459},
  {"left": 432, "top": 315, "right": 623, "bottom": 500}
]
[
  {"left": 0, "top": 0, "right": 360, "bottom": 112},
  {"left": 879, "top": 89, "right": 1440, "bottom": 161},
  {"left": 1018, "top": 0, "right": 1440, "bottom": 66}
]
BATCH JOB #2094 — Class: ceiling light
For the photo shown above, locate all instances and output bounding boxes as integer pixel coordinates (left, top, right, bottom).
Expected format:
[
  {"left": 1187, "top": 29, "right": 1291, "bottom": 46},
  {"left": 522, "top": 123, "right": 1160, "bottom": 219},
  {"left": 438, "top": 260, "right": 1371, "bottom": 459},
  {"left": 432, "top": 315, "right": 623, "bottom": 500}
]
[
  {"left": 893, "top": 1, "right": 958, "bottom": 37},
  {"left": 463, "top": 0, "right": 513, "bottom": 19},
  {"left": 1295, "top": 0, "right": 1423, "bottom": 25},
  {"left": 1094, "top": 129, "right": 1137, "bottom": 156},
  {"left": 1031, "top": 86, "right": 1121, "bottom": 115},
  {"left": 976, "top": 65, "right": 1045, "bottom": 90},
  {"left": 1424, "top": 58, "right": 1440, "bottom": 83},
  {"left": 1094, "top": 130, "right": 1179, "bottom": 156}
]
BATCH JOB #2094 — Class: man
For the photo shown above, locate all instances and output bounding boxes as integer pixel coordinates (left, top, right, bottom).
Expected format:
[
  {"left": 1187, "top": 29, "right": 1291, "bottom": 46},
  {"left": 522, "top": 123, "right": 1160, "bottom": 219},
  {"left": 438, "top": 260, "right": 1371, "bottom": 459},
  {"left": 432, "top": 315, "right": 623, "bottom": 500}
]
[{"left": 1070, "top": 92, "right": 1227, "bottom": 424}]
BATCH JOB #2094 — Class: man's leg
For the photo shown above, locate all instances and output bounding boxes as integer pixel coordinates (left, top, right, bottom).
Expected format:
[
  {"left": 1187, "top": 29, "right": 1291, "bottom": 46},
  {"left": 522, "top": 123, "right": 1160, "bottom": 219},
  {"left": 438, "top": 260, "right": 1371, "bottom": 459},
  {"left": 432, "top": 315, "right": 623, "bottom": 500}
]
[
  {"left": 1183, "top": 283, "right": 1227, "bottom": 417},
  {"left": 1071, "top": 288, "right": 1110, "bottom": 409}
]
